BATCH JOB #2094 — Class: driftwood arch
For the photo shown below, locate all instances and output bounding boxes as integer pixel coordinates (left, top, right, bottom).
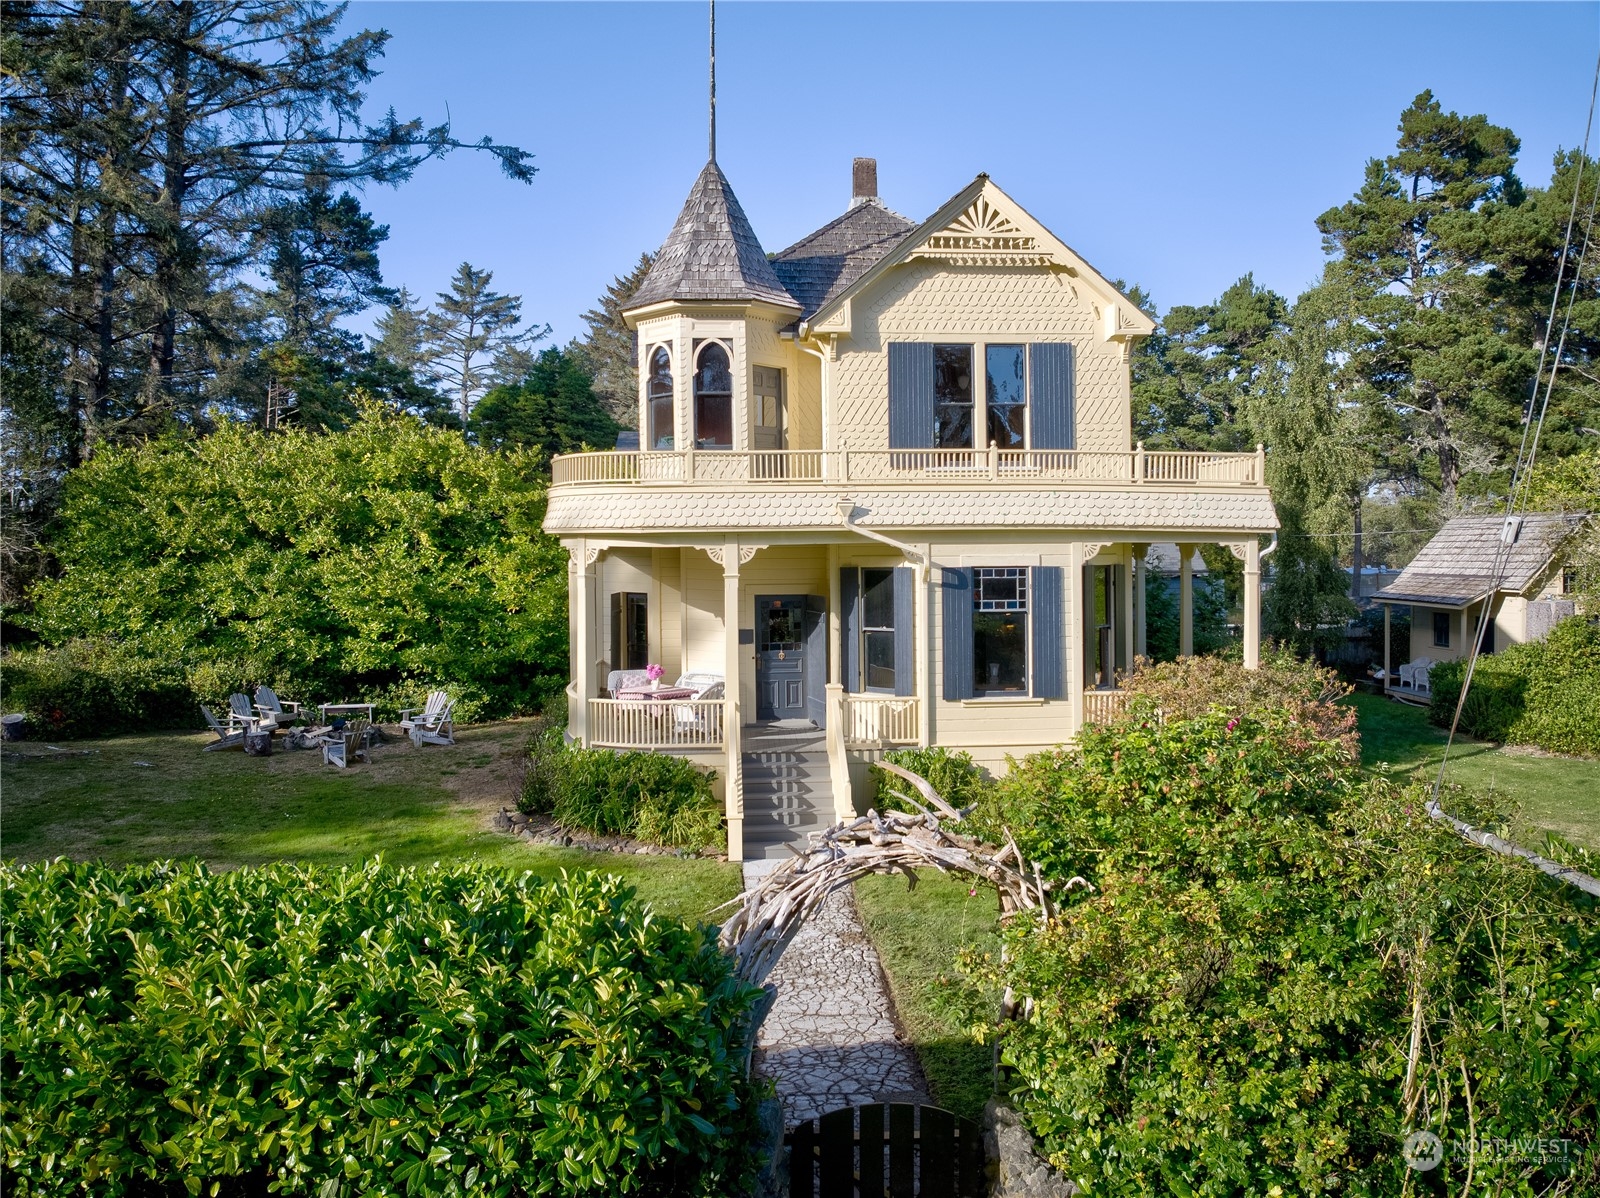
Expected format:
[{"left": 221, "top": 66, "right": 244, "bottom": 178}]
[{"left": 717, "top": 762, "right": 1089, "bottom": 1048}]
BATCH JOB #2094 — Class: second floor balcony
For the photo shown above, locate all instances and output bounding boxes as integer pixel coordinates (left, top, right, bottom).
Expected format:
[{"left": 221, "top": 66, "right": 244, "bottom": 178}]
[{"left": 550, "top": 444, "right": 1266, "bottom": 490}]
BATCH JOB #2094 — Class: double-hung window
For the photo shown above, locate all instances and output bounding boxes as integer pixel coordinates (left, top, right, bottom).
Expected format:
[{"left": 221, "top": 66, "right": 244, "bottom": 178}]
[
  {"left": 933, "top": 345, "right": 973, "bottom": 449},
  {"left": 862, "top": 568, "right": 897, "bottom": 691},
  {"left": 972, "top": 568, "right": 1028, "bottom": 694},
  {"left": 985, "top": 345, "right": 1026, "bottom": 449},
  {"left": 1432, "top": 610, "right": 1451, "bottom": 648}
]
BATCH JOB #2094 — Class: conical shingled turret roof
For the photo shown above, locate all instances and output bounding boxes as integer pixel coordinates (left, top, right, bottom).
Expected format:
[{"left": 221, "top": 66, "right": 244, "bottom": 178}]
[{"left": 626, "top": 161, "right": 798, "bottom": 311}]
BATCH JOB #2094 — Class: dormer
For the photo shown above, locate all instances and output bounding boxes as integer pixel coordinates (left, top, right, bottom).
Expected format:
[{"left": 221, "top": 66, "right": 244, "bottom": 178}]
[{"left": 623, "top": 160, "right": 801, "bottom": 451}]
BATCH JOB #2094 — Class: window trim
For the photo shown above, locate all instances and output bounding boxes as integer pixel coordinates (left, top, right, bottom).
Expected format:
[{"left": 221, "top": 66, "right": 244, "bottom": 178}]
[
  {"left": 692, "top": 339, "right": 734, "bottom": 450},
  {"left": 972, "top": 566, "right": 1030, "bottom": 697},
  {"left": 923, "top": 341, "right": 1033, "bottom": 451},
  {"left": 646, "top": 344, "right": 674, "bottom": 451},
  {"left": 860, "top": 567, "right": 897, "bottom": 694},
  {"left": 1432, "top": 610, "right": 1451, "bottom": 649}
]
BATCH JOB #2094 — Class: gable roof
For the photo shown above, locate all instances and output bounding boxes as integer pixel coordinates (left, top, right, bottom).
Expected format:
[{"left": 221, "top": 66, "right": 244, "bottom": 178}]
[
  {"left": 626, "top": 161, "right": 799, "bottom": 312},
  {"left": 1372, "top": 513, "right": 1586, "bottom": 607},
  {"left": 802, "top": 174, "right": 1158, "bottom": 339},
  {"left": 770, "top": 199, "right": 917, "bottom": 319}
]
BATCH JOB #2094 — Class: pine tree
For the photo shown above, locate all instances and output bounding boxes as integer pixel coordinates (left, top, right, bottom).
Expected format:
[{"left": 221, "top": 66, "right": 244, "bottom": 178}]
[
  {"left": 371, "top": 288, "right": 437, "bottom": 387},
  {"left": 575, "top": 252, "right": 655, "bottom": 425},
  {"left": 469, "top": 347, "right": 619, "bottom": 463}
]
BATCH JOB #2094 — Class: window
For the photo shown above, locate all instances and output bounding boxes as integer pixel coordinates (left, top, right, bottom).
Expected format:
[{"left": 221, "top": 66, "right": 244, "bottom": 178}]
[
  {"left": 862, "top": 568, "right": 897, "bottom": 691},
  {"left": 1432, "top": 610, "right": 1451, "bottom": 648},
  {"left": 1563, "top": 566, "right": 1578, "bottom": 595},
  {"left": 985, "top": 344, "right": 1026, "bottom": 449},
  {"left": 934, "top": 344, "right": 973, "bottom": 449},
  {"left": 646, "top": 346, "right": 673, "bottom": 450},
  {"left": 611, "top": 592, "right": 648, "bottom": 671},
  {"left": 973, "top": 568, "right": 1028, "bottom": 694},
  {"left": 693, "top": 341, "right": 733, "bottom": 449}
]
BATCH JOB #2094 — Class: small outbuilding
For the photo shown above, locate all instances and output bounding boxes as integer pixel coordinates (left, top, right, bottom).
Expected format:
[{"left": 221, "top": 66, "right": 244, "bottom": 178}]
[{"left": 1370, "top": 513, "right": 1587, "bottom": 699}]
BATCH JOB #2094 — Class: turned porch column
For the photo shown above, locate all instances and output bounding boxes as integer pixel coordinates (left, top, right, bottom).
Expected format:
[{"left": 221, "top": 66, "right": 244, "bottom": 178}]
[
  {"left": 1243, "top": 538, "right": 1262, "bottom": 670},
  {"left": 571, "top": 539, "right": 598, "bottom": 745},
  {"left": 1131, "top": 544, "right": 1149, "bottom": 662},
  {"left": 1178, "top": 543, "right": 1195, "bottom": 658},
  {"left": 721, "top": 537, "right": 745, "bottom": 861}
]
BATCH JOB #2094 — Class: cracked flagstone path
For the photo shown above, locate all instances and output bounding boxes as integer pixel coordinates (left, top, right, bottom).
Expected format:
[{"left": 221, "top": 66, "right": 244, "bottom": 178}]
[{"left": 744, "top": 861, "right": 931, "bottom": 1126}]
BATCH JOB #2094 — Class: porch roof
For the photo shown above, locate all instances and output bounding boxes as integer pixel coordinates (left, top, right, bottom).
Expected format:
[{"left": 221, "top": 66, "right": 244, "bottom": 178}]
[
  {"left": 1371, "top": 513, "right": 1586, "bottom": 608},
  {"left": 545, "top": 485, "right": 1278, "bottom": 537}
]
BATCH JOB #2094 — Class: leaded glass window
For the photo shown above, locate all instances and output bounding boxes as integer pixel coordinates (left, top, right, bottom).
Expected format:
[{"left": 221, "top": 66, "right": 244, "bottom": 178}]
[{"left": 973, "top": 567, "right": 1027, "bottom": 693}]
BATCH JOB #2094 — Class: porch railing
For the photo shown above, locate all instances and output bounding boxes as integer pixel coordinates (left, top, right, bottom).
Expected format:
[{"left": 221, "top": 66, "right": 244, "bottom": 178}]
[
  {"left": 551, "top": 444, "right": 1264, "bottom": 488},
  {"left": 1082, "top": 689, "right": 1133, "bottom": 727},
  {"left": 842, "top": 695, "right": 921, "bottom": 747},
  {"left": 587, "top": 698, "right": 725, "bottom": 749}
]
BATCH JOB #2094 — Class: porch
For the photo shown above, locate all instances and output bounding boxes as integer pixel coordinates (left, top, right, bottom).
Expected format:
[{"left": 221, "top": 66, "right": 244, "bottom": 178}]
[{"left": 564, "top": 534, "right": 1263, "bottom": 860}]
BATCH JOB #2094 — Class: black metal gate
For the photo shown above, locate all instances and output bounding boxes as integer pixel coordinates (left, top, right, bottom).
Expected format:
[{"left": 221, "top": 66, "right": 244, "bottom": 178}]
[{"left": 787, "top": 1102, "right": 986, "bottom": 1197}]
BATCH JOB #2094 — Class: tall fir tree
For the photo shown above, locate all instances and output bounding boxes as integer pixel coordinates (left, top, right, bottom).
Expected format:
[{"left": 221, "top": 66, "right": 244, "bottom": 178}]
[
  {"left": 426, "top": 263, "right": 533, "bottom": 422},
  {"left": 574, "top": 252, "right": 655, "bottom": 425},
  {"left": 469, "top": 347, "right": 618, "bottom": 463}
]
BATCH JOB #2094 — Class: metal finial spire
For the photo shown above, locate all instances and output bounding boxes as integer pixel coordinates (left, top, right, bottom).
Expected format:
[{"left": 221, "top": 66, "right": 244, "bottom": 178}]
[{"left": 708, "top": 0, "right": 717, "bottom": 161}]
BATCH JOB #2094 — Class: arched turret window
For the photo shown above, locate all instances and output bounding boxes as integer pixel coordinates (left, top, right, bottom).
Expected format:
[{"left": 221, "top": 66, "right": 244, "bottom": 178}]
[
  {"left": 647, "top": 346, "right": 674, "bottom": 450},
  {"left": 693, "top": 341, "right": 733, "bottom": 450}
]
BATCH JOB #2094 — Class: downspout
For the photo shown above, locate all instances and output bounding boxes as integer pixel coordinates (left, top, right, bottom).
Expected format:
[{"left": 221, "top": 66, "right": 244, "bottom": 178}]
[
  {"left": 1259, "top": 534, "right": 1278, "bottom": 564},
  {"left": 836, "top": 499, "right": 928, "bottom": 580},
  {"left": 797, "top": 336, "right": 832, "bottom": 457}
]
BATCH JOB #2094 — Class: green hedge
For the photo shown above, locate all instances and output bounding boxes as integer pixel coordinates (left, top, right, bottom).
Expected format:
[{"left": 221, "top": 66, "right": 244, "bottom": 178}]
[
  {"left": 521, "top": 731, "right": 723, "bottom": 851},
  {"left": 1, "top": 860, "right": 760, "bottom": 1196},
  {"left": 1429, "top": 616, "right": 1600, "bottom": 756},
  {"left": 1, "top": 640, "right": 196, "bottom": 739},
  {"left": 870, "top": 747, "right": 990, "bottom": 814}
]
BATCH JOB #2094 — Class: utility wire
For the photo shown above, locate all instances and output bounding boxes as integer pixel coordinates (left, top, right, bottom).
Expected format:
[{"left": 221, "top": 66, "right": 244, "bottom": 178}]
[{"left": 1428, "top": 49, "right": 1600, "bottom": 898}]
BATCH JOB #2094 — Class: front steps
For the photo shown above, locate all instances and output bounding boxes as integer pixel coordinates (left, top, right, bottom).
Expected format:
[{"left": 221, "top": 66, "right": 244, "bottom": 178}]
[{"left": 741, "top": 725, "right": 834, "bottom": 861}]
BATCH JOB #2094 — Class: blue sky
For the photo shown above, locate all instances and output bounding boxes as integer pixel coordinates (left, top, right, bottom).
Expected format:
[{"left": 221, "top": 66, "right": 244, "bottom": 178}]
[{"left": 346, "top": 2, "right": 1599, "bottom": 343}]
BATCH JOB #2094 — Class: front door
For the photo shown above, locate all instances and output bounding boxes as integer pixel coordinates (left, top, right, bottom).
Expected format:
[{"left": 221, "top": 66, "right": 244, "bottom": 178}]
[{"left": 756, "top": 595, "right": 808, "bottom": 721}]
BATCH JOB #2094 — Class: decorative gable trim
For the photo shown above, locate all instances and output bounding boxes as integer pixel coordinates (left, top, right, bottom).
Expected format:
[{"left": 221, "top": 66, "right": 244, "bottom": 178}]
[
  {"left": 801, "top": 175, "right": 1157, "bottom": 342},
  {"left": 909, "top": 195, "right": 1057, "bottom": 267}
]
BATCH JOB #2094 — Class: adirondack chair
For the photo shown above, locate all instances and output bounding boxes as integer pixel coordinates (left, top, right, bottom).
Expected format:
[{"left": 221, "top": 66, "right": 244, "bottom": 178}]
[
  {"left": 199, "top": 704, "right": 246, "bottom": 752},
  {"left": 253, "top": 685, "right": 302, "bottom": 728},
  {"left": 228, "top": 693, "right": 264, "bottom": 730},
  {"left": 400, "top": 691, "right": 456, "bottom": 747},
  {"left": 322, "top": 718, "right": 371, "bottom": 769}
]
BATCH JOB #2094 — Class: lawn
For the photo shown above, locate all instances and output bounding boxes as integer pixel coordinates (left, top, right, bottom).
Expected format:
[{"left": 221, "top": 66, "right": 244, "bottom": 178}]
[
  {"left": 0, "top": 720, "right": 743, "bottom": 925},
  {"left": 1347, "top": 691, "right": 1600, "bottom": 853},
  {"left": 854, "top": 871, "right": 1002, "bottom": 1123}
]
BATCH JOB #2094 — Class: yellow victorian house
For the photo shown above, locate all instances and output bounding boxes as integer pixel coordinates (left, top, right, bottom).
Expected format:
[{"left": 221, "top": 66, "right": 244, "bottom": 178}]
[{"left": 545, "top": 155, "right": 1278, "bottom": 860}]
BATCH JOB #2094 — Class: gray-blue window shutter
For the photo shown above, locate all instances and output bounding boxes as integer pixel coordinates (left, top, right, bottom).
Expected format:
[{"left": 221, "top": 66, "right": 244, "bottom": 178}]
[
  {"left": 941, "top": 567, "right": 973, "bottom": 700},
  {"left": 841, "top": 568, "right": 861, "bottom": 692},
  {"left": 893, "top": 566, "right": 915, "bottom": 697},
  {"left": 888, "top": 342, "right": 935, "bottom": 449},
  {"left": 1031, "top": 566, "right": 1065, "bottom": 699},
  {"left": 1029, "top": 343, "right": 1075, "bottom": 450}
]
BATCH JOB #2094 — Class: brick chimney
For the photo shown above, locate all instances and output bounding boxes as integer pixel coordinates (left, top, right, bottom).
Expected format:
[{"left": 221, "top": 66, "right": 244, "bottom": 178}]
[{"left": 851, "top": 157, "right": 878, "bottom": 206}]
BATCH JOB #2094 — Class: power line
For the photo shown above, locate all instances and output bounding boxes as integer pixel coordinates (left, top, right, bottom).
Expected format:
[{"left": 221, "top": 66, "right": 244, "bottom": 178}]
[{"left": 1429, "top": 47, "right": 1600, "bottom": 901}]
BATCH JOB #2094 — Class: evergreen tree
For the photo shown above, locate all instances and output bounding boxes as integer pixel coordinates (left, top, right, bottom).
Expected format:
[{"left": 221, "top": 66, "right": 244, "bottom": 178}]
[
  {"left": 574, "top": 251, "right": 655, "bottom": 425},
  {"left": 426, "top": 263, "right": 542, "bottom": 422},
  {"left": 1316, "top": 90, "right": 1525, "bottom": 505},
  {"left": 469, "top": 347, "right": 619, "bottom": 463}
]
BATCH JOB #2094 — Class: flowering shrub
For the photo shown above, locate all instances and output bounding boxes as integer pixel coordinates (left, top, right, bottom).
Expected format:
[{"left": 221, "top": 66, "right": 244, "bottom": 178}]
[
  {"left": 962, "top": 711, "right": 1600, "bottom": 1195},
  {"left": 1, "top": 860, "right": 761, "bottom": 1195}
]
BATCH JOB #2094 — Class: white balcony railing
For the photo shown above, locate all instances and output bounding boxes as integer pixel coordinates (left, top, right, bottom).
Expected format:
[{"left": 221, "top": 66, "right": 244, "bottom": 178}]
[
  {"left": 551, "top": 444, "right": 1263, "bottom": 488},
  {"left": 841, "top": 695, "right": 921, "bottom": 747},
  {"left": 587, "top": 698, "right": 725, "bottom": 749},
  {"left": 1082, "top": 689, "right": 1133, "bottom": 727}
]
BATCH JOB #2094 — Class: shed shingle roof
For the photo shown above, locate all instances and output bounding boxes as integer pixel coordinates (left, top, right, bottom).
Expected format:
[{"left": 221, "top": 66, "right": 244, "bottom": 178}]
[
  {"left": 1373, "top": 513, "right": 1586, "bottom": 606},
  {"left": 771, "top": 199, "right": 918, "bottom": 319},
  {"left": 626, "top": 161, "right": 798, "bottom": 311}
]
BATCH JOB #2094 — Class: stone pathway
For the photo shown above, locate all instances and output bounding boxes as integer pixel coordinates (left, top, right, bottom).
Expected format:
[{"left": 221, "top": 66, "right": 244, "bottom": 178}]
[{"left": 744, "top": 860, "right": 931, "bottom": 1126}]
